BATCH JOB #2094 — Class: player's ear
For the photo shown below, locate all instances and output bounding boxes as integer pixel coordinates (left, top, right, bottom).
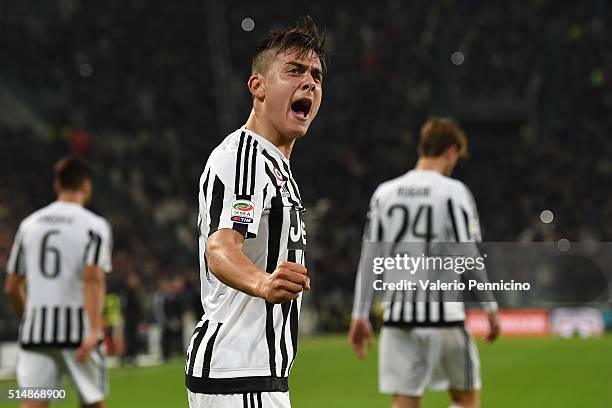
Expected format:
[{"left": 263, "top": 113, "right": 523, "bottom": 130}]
[
  {"left": 248, "top": 74, "right": 265, "bottom": 100},
  {"left": 54, "top": 179, "right": 61, "bottom": 194}
]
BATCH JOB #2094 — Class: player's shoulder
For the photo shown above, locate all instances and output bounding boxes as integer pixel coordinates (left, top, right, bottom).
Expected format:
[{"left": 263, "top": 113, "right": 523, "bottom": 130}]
[
  {"left": 17, "top": 204, "right": 50, "bottom": 233},
  {"left": 373, "top": 170, "right": 427, "bottom": 199},
  {"left": 80, "top": 206, "right": 111, "bottom": 230},
  {"left": 202, "top": 128, "right": 276, "bottom": 194}
]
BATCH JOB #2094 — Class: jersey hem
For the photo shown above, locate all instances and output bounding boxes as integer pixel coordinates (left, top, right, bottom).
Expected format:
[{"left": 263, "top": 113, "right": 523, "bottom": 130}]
[
  {"left": 383, "top": 320, "right": 464, "bottom": 328},
  {"left": 185, "top": 374, "right": 289, "bottom": 394},
  {"left": 20, "top": 341, "right": 81, "bottom": 349}
]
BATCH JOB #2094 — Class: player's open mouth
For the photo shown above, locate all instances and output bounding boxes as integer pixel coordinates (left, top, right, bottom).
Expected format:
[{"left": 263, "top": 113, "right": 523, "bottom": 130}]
[{"left": 290, "top": 98, "right": 312, "bottom": 121}]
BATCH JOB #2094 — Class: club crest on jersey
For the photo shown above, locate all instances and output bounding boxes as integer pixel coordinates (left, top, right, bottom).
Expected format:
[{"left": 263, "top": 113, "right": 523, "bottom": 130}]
[
  {"left": 231, "top": 199, "right": 255, "bottom": 223},
  {"left": 272, "top": 166, "right": 285, "bottom": 182}
]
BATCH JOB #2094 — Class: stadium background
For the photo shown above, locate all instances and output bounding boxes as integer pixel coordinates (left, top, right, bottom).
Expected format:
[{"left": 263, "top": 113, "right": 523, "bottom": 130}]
[{"left": 0, "top": 0, "right": 611, "bottom": 406}]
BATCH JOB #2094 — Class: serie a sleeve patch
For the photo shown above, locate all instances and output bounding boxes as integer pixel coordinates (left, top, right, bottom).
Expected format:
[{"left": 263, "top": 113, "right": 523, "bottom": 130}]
[{"left": 230, "top": 199, "right": 255, "bottom": 224}]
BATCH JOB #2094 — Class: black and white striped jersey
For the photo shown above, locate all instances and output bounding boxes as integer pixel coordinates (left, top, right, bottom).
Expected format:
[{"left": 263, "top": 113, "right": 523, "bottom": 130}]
[
  {"left": 186, "top": 127, "right": 306, "bottom": 394},
  {"left": 351, "top": 170, "right": 497, "bottom": 327},
  {"left": 6, "top": 201, "right": 112, "bottom": 348}
]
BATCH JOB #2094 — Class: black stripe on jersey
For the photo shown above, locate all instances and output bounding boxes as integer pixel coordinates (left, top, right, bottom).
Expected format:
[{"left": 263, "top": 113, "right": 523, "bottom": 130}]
[
  {"left": 256, "top": 392, "right": 263, "bottom": 407},
  {"left": 281, "top": 160, "right": 302, "bottom": 202},
  {"left": 447, "top": 199, "right": 460, "bottom": 242},
  {"left": 461, "top": 208, "right": 471, "bottom": 240},
  {"left": 264, "top": 193, "right": 284, "bottom": 377},
  {"left": 377, "top": 220, "right": 384, "bottom": 241},
  {"left": 399, "top": 288, "right": 406, "bottom": 323},
  {"left": 208, "top": 176, "right": 225, "bottom": 236},
  {"left": 232, "top": 222, "right": 249, "bottom": 236},
  {"left": 276, "top": 161, "right": 299, "bottom": 207},
  {"left": 261, "top": 151, "right": 292, "bottom": 186},
  {"left": 199, "top": 169, "right": 210, "bottom": 239},
  {"left": 263, "top": 164, "right": 280, "bottom": 190},
  {"left": 93, "top": 233, "right": 102, "bottom": 264},
  {"left": 265, "top": 302, "right": 277, "bottom": 378},
  {"left": 84, "top": 232, "right": 94, "bottom": 264},
  {"left": 285, "top": 248, "right": 299, "bottom": 375},
  {"left": 249, "top": 392, "right": 255, "bottom": 408},
  {"left": 439, "top": 290, "right": 445, "bottom": 322},
  {"left": 235, "top": 132, "right": 246, "bottom": 193},
  {"left": 202, "top": 168, "right": 210, "bottom": 199},
  {"left": 250, "top": 141, "right": 259, "bottom": 195},
  {"left": 11, "top": 243, "right": 24, "bottom": 275},
  {"left": 65, "top": 307, "right": 72, "bottom": 343},
  {"left": 52, "top": 306, "right": 60, "bottom": 343},
  {"left": 424, "top": 288, "right": 431, "bottom": 323},
  {"left": 261, "top": 150, "right": 284, "bottom": 179},
  {"left": 78, "top": 307, "right": 85, "bottom": 343},
  {"left": 241, "top": 135, "right": 253, "bottom": 196},
  {"left": 388, "top": 289, "right": 397, "bottom": 321},
  {"left": 279, "top": 301, "right": 291, "bottom": 377},
  {"left": 202, "top": 322, "right": 223, "bottom": 377},
  {"left": 39, "top": 307, "right": 47, "bottom": 343},
  {"left": 288, "top": 299, "right": 299, "bottom": 372},
  {"left": 187, "top": 320, "right": 209, "bottom": 376},
  {"left": 384, "top": 320, "right": 464, "bottom": 328},
  {"left": 243, "top": 393, "right": 248, "bottom": 408}
]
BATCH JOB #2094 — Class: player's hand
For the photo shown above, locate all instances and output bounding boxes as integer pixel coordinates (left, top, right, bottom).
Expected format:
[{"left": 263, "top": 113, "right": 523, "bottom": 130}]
[
  {"left": 259, "top": 261, "right": 310, "bottom": 304},
  {"left": 75, "top": 333, "right": 100, "bottom": 362},
  {"left": 486, "top": 312, "right": 501, "bottom": 343},
  {"left": 348, "top": 319, "right": 373, "bottom": 359}
]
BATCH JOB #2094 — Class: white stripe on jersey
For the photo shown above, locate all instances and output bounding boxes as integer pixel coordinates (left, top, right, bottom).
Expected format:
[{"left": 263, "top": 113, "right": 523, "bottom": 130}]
[
  {"left": 186, "top": 127, "right": 306, "bottom": 395},
  {"left": 7, "top": 201, "right": 112, "bottom": 348},
  {"left": 352, "top": 170, "right": 497, "bottom": 327}
]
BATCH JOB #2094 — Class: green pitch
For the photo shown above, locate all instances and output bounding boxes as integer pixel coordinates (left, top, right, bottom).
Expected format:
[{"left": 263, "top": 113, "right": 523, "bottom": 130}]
[{"left": 1, "top": 335, "right": 610, "bottom": 407}]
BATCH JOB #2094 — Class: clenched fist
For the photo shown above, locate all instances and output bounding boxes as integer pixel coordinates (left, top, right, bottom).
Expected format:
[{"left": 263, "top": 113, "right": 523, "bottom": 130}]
[{"left": 258, "top": 261, "right": 310, "bottom": 303}]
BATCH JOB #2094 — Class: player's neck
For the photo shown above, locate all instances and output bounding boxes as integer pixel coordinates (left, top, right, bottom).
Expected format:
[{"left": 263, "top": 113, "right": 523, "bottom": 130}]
[
  {"left": 245, "top": 110, "right": 294, "bottom": 160},
  {"left": 415, "top": 157, "right": 448, "bottom": 176},
  {"left": 57, "top": 191, "right": 86, "bottom": 206}
]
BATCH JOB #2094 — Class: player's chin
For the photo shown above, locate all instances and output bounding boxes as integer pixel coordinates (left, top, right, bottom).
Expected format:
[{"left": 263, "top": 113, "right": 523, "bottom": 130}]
[{"left": 284, "top": 119, "right": 311, "bottom": 139}]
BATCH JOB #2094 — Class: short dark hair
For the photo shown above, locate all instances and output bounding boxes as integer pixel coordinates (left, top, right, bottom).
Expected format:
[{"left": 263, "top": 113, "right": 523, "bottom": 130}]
[
  {"left": 54, "top": 156, "right": 92, "bottom": 190},
  {"left": 418, "top": 117, "right": 468, "bottom": 158},
  {"left": 252, "top": 15, "right": 328, "bottom": 76}
]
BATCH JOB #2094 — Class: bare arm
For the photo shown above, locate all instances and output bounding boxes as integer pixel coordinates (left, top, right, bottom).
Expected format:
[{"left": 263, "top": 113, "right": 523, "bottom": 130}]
[
  {"left": 4, "top": 274, "right": 26, "bottom": 318},
  {"left": 76, "top": 265, "right": 106, "bottom": 362},
  {"left": 206, "top": 229, "right": 309, "bottom": 303},
  {"left": 83, "top": 265, "right": 106, "bottom": 335}
]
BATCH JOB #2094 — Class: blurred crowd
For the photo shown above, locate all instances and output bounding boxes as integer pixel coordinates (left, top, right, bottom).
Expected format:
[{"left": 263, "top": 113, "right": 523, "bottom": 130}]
[{"left": 1, "top": 0, "right": 611, "bottom": 337}]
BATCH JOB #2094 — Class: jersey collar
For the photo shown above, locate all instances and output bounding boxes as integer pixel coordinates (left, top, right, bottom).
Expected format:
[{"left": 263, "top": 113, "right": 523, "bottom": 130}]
[{"left": 240, "top": 126, "right": 290, "bottom": 166}]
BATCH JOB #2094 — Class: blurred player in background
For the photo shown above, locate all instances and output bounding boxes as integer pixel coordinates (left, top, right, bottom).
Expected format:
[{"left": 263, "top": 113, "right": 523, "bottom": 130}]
[
  {"left": 348, "top": 118, "right": 501, "bottom": 408},
  {"left": 4, "top": 156, "right": 113, "bottom": 408},
  {"left": 184, "top": 16, "right": 327, "bottom": 408}
]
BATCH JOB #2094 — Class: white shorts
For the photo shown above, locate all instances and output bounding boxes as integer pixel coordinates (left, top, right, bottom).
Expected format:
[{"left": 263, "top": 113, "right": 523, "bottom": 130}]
[
  {"left": 187, "top": 390, "right": 291, "bottom": 408},
  {"left": 17, "top": 345, "right": 108, "bottom": 404},
  {"left": 379, "top": 326, "right": 481, "bottom": 397}
]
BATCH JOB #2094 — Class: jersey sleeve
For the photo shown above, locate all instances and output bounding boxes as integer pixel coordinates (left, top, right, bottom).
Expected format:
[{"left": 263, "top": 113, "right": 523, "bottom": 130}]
[
  {"left": 351, "top": 188, "right": 384, "bottom": 320},
  {"left": 6, "top": 224, "right": 25, "bottom": 276},
  {"left": 446, "top": 183, "right": 482, "bottom": 243},
  {"left": 84, "top": 218, "right": 113, "bottom": 273},
  {"left": 463, "top": 185, "right": 483, "bottom": 242},
  {"left": 202, "top": 144, "right": 272, "bottom": 239},
  {"left": 455, "top": 184, "right": 498, "bottom": 312}
]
